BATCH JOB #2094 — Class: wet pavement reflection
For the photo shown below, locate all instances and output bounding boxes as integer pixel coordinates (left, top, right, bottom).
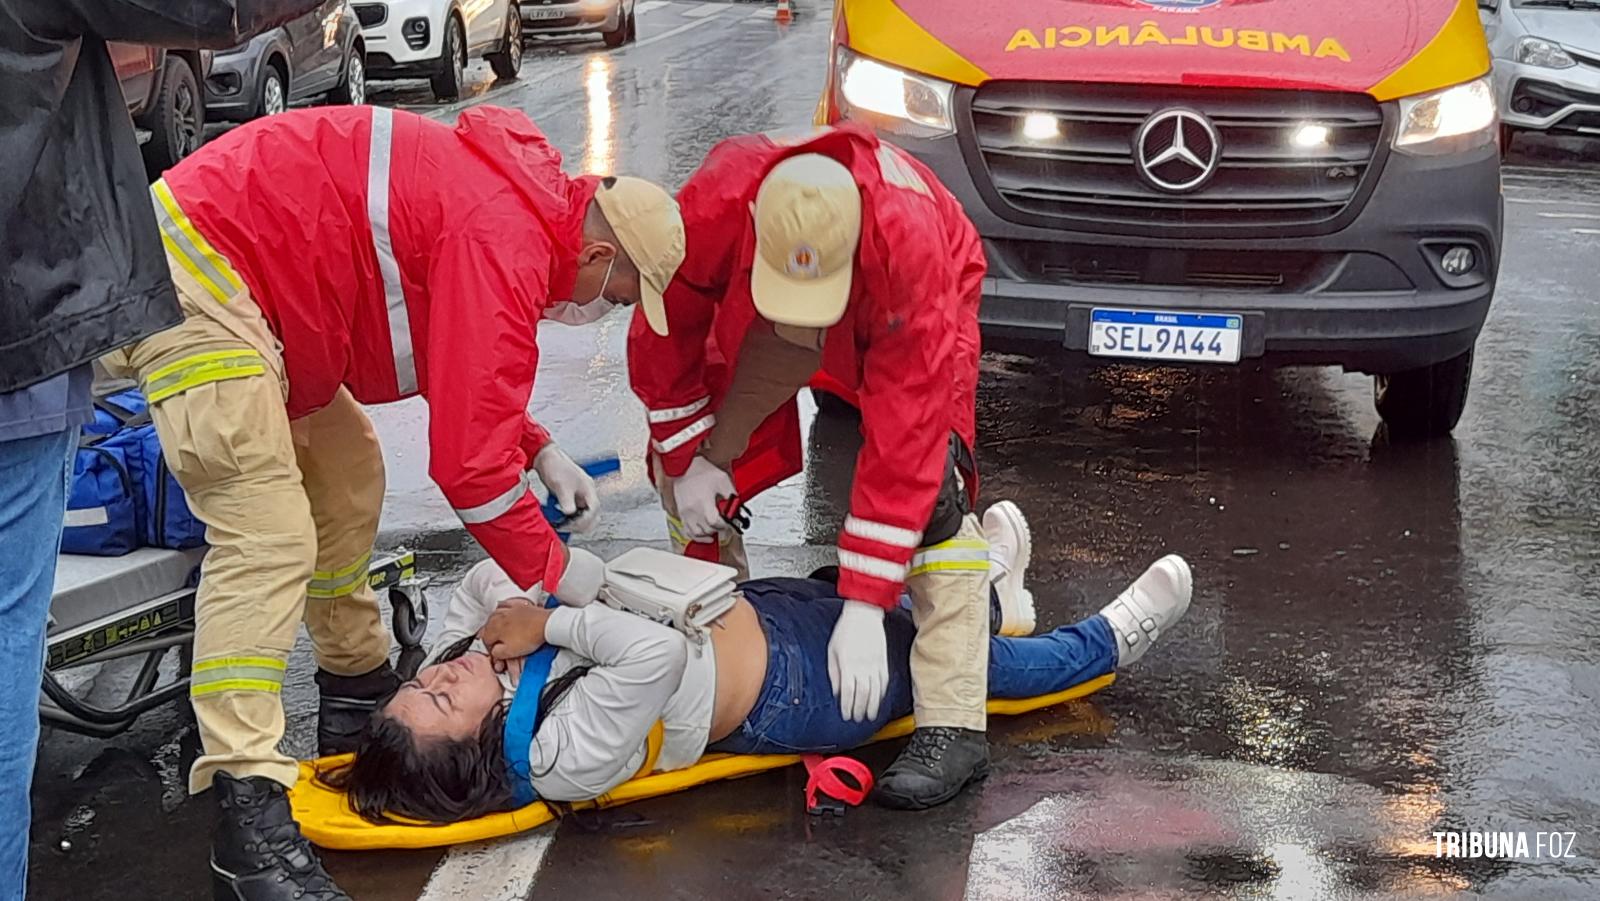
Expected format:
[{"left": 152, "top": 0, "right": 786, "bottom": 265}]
[{"left": 28, "top": 1, "right": 1600, "bottom": 898}]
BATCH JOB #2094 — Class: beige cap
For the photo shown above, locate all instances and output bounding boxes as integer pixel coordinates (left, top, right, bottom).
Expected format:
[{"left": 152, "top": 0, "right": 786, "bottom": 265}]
[
  {"left": 751, "top": 154, "right": 862, "bottom": 329},
  {"left": 594, "top": 177, "right": 685, "bottom": 336}
]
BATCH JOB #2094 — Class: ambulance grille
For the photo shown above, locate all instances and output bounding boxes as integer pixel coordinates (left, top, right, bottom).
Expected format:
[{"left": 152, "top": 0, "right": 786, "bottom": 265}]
[{"left": 968, "top": 83, "right": 1386, "bottom": 232}]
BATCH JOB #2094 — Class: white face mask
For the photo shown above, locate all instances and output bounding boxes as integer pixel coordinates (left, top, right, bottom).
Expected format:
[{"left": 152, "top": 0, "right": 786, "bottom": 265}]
[{"left": 544, "top": 257, "right": 617, "bottom": 326}]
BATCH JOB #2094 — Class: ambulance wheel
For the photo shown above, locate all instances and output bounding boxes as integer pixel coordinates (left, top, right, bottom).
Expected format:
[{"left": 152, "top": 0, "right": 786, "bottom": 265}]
[
  {"left": 429, "top": 15, "right": 466, "bottom": 101},
  {"left": 812, "top": 388, "right": 859, "bottom": 419},
  {"left": 1499, "top": 125, "right": 1516, "bottom": 156},
  {"left": 602, "top": 8, "right": 628, "bottom": 47},
  {"left": 1373, "top": 348, "right": 1474, "bottom": 441},
  {"left": 487, "top": 4, "right": 523, "bottom": 81}
]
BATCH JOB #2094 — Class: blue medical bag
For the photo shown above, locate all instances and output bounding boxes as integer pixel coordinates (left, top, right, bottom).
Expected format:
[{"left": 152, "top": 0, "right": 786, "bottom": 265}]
[{"left": 61, "top": 390, "right": 206, "bottom": 555}]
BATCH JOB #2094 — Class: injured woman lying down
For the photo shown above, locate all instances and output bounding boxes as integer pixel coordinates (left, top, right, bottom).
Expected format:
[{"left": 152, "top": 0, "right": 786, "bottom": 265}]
[{"left": 324, "top": 502, "right": 1192, "bottom": 824}]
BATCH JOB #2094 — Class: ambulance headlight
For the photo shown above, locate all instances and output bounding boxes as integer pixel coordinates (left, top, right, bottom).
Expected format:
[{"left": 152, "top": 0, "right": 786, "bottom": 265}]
[
  {"left": 1393, "top": 76, "right": 1497, "bottom": 155},
  {"left": 834, "top": 47, "right": 954, "bottom": 139}
]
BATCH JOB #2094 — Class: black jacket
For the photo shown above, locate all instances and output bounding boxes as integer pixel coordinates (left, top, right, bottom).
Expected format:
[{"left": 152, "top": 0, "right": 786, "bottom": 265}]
[{"left": 0, "top": 0, "right": 316, "bottom": 394}]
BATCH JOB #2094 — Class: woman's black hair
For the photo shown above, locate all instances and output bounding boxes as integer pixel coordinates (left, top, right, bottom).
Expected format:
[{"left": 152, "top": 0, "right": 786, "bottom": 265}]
[{"left": 318, "top": 634, "right": 588, "bottom": 825}]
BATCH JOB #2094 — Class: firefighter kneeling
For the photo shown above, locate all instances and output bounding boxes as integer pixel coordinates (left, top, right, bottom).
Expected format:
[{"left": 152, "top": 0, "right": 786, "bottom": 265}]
[{"left": 630, "top": 124, "right": 1009, "bottom": 808}]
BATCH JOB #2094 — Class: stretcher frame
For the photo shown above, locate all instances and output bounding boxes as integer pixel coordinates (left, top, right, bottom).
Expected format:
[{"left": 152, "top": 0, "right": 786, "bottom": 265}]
[{"left": 40, "top": 549, "right": 430, "bottom": 738}]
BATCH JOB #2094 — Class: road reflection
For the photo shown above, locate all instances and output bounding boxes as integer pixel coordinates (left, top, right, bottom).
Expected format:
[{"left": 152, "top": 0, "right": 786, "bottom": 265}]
[{"left": 584, "top": 55, "right": 615, "bottom": 175}]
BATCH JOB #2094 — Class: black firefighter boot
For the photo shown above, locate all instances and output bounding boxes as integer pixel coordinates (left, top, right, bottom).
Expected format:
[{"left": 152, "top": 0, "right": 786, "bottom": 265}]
[
  {"left": 211, "top": 772, "right": 351, "bottom": 901},
  {"left": 873, "top": 727, "right": 991, "bottom": 810},
  {"left": 314, "top": 661, "right": 402, "bottom": 756}
]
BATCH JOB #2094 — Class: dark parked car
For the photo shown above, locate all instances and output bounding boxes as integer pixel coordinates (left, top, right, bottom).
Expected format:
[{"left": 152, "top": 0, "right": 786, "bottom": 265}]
[
  {"left": 112, "top": 43, "right": 211, "bottom": 177},
  {"left": 207, "top": 0, "right": 366, "bottom": 120}
]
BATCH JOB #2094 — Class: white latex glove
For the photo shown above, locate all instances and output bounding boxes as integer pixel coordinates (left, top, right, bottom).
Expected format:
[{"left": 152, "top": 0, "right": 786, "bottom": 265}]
[
  {"left": 552, "top": 547, "right": 605, "bottom": 608},
  {"left": 827, "top": 600, "right": 889, "bottom": 722},
  {"left": 672, "top": 455, "right": 736, "bottom": 540},
  {"left": 532, "top": 444, "right": 599, "bottom": 533}
]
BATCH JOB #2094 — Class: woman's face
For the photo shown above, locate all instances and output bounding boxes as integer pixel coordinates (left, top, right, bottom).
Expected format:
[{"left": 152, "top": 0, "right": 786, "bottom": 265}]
[{"left": 385, "top": 652, "right": 504, "bottom": 742}]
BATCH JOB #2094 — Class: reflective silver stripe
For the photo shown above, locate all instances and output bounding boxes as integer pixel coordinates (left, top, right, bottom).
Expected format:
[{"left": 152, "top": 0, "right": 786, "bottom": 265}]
[
  {"left": 651, "top": 413, "right": 715, "bottom": 454},
  {"left": 838, "top": 550, "right": 909, "bottom": 583},
  {"left": 647, "top": 397, "right": 710, "bottom": 424},
  {"left": 367, "top": 107, "right": 417, "bottom": 395},
  {"left": 64, "top": 507, "right": 109, "bottom": 528},
  {"left": 908, "top": 540, "right": 990, "bottom": 577},
  {"left": 454, "top": 473, "right": 534, "bottom": 525},
  {"left": 844, "top": 515, "right": 921, "bottom": 549}
]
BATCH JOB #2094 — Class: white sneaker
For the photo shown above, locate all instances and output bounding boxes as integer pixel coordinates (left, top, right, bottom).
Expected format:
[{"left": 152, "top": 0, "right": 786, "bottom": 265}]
[
  {"left": 1099, "top": 555, "right": 1192, "bottom": 667},
  {"left": 983, "top": 501, "right": 1036, "bottom": 637}
]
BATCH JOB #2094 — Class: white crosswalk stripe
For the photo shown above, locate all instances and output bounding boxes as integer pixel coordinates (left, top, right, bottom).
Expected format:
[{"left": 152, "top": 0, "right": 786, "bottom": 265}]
[
  {"left": 683, "top": 1, "right": 728, "bottom": 16},
  {"left": 634, "top": 0, "right": 670, "bottom": 14},
  {"left": 418, "top": 828, "right": 557, "bottom": 901}
]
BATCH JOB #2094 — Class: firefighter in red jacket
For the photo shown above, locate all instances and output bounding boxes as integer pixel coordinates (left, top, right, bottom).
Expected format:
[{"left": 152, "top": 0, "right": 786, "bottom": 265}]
[
  {"left": 628, "top": 125, "right": 992, "bottom": 809},
  {"left": 100, "top": 105, "right": 684, "bottom": 898}
]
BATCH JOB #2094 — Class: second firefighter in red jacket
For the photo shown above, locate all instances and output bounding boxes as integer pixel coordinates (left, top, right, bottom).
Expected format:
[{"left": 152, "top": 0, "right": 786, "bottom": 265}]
[{"left": 627, "top": 124, "right": 997, "bottom": 809}]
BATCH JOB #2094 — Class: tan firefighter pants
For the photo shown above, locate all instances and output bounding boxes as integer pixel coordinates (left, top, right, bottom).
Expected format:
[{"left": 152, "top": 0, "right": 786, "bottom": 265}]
[
  {"left": 904, "top": 513, "right": 990, "bottom": 731},
  {"left": 102, "top": 201, "right": 390, "bottom": 792}
]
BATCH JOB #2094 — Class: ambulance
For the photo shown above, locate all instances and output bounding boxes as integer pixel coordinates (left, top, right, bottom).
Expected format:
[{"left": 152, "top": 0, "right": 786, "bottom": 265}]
[{"left": 816, "top": 0, "right": 1501, "bottom": 438}]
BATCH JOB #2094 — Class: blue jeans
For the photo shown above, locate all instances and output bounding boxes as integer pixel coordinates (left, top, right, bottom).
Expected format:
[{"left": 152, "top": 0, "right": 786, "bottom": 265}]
[
  {"left": 0, "top": 429, "right": 75, "bottom": 901},
  {"left": 710, "top": 577, "right": 1117, "bottom": 755}
]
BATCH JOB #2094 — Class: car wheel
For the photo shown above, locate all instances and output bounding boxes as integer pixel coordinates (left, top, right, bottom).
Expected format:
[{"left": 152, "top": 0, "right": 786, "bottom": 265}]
[
  {"left": 328, "top": 44, "right": 366, "bottom": 105},
  {"left": 139, "top": 56, "right": 205, "bottom": 177},
  {"left": 1373, "top": 348, "right": 1474, "bottom": 440},
  {"left": 487, "top": 4, "right": 523, "bottom": 80},
  {"left": 429, "top": 15, "right": 466, "bottom": 101},
  {"left": 602, "top": 5, "right": 628, "bottom": 47},
  {"left": 259, "top": 63, "right": 287, "bottom": 117}
]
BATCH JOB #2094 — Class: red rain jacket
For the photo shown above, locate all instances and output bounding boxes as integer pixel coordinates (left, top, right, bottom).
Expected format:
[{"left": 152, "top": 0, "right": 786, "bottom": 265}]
[
  {"left": 164, "top": 106, "right": 595, "bottom": 592},
  {"left": 628, "top": 125, "right": 984, "bottom": 608}
]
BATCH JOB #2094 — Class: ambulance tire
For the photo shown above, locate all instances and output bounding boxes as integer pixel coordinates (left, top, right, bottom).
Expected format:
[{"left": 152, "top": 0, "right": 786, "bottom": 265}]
[
  {"left": 1373, "top": 348, "right": 1474, "bottom": 441},
  {"left": 487, "top": 4, "right": 523, "bottom": 81},
  {"left": 602, "top": 8, "right": 628, "bottom": 47},
  {"left": 812, "top": 388, "right": 859, "bottom": 419},
  {"left": 1499, "top": 125, "right": 1516, "bottom": 157},
  {"left": 430, "top": 15, "right": 467, "bottom": 101}
]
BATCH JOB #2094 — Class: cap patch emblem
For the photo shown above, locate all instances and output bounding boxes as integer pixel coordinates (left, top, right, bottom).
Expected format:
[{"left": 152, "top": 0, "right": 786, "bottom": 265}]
[{"left": 786, "top": 245, "right": 822, "bottom": 280}]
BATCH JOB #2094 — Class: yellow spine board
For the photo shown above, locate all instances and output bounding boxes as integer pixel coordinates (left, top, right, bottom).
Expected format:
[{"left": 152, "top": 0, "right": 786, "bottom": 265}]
[{"left": 291, "top": 673, "right": 1116, "bottom": 851}]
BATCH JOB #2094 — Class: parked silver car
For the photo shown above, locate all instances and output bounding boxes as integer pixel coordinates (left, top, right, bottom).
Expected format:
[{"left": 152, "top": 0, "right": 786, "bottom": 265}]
[
  {"left": 1481, "top": 0, "right": 1600, "bottom": 148},
  {"left": 520, "top": 0, "right": 637, "bottom": 49}
]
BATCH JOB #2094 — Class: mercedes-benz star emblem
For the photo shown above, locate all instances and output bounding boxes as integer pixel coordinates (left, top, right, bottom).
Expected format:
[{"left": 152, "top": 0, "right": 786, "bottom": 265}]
[{"left": 1133, "top": 108, "right": 1221, "bottom": 194}]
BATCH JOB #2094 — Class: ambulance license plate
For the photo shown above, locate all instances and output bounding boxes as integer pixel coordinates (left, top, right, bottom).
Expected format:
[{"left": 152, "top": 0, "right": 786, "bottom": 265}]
[
  {"left": 525, "top": 6, "right": 567, "bottom": 19},
  {"left": 1088, "top": 308, "right": 1243, "bottom": 364}
]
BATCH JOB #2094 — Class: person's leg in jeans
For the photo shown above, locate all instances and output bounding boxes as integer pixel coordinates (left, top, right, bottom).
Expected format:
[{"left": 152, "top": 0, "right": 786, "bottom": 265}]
[
  {"left": 726, "top": 584, "right": 1113, "bottom": 754},
  {"left": 720, "top": 557, "right": 1192, "bottom": 757},
  {"left": 0, "top": 428, "right": 75, "bottom": 900},
  {"left": 986, "top": 618, "right": 1118, "bottom": 698}
]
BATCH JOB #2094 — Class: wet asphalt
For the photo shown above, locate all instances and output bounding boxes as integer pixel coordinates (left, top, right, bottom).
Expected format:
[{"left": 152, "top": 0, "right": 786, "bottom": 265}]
[{"left": 26, "top": 2, "right": 1600, "bottom": 898}]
